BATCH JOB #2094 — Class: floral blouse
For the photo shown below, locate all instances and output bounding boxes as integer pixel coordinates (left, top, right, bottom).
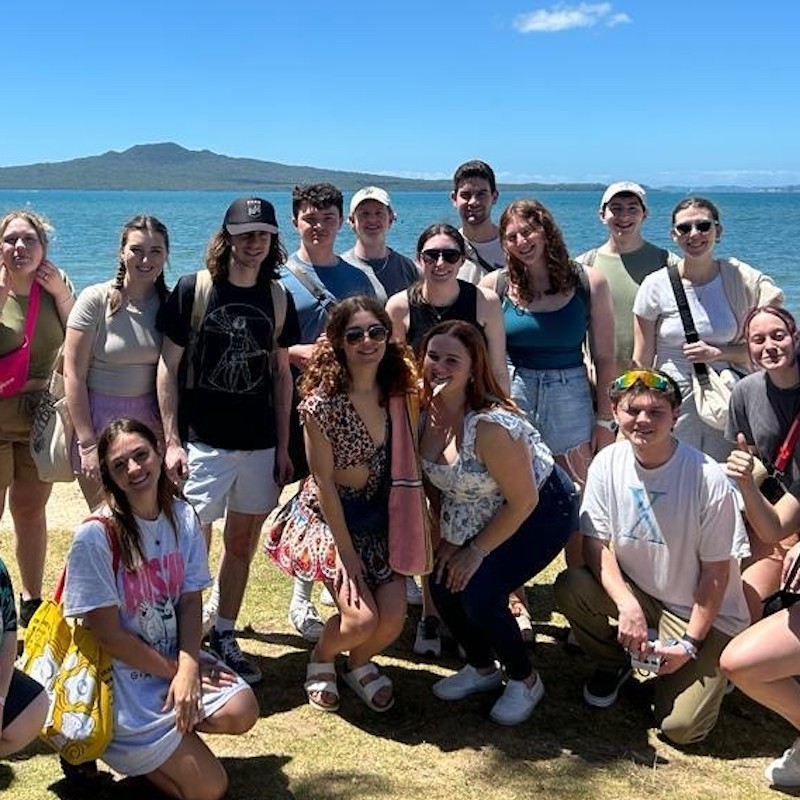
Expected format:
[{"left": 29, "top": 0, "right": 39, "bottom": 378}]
[{"left": 421, "top": 407, "right": 554, "bottom": 545}]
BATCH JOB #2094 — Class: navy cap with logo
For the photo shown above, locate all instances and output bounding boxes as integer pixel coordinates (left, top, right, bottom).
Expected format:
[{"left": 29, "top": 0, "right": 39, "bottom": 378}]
[{"left": 224, "top": 197, "right": 279, "bottom": 236}]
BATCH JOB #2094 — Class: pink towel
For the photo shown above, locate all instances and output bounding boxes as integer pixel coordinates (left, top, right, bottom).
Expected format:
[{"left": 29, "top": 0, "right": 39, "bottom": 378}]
[{"left": 388, "top": 392, "right": 432, "bottom": 576}]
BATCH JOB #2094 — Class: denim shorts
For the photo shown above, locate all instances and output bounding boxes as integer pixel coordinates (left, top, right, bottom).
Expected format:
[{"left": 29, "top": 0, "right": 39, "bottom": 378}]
[{"left": 509, "top": 364, "right": 593, "bottom": 455}]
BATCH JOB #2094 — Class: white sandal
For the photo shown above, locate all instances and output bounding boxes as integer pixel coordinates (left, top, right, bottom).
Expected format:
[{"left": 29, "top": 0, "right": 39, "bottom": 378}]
[
  {"left": 304, "top": 661, "right": 340, "bottom": 712},
  {"left": 343, "top": 662, "right": 394, "bottom": 712}
]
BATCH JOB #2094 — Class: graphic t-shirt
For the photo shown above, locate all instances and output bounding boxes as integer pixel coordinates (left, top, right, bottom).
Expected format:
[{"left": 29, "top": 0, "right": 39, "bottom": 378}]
[
  {"left": 64, "top": 501, "right": 249, "bottom": 776},
  {"left": 158, "top": 275, "right": 301, "bottom": 449}
]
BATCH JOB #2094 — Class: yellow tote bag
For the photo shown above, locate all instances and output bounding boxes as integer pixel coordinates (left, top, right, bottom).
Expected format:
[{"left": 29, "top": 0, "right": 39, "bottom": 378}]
[{"left": 18, "top": 517, "right": 119, "bottom": 765}]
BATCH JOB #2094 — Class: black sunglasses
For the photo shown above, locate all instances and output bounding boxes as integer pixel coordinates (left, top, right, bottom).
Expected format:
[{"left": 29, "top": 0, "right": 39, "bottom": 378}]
[
  {"left": 420, "top": 248, "right": 462, "bottom": 266},
  {"left": 673, "top": 219, "right": 716, "bottom": 236},
  {"left": 344, "top": 323, "right": 388, "bottom": 345}
]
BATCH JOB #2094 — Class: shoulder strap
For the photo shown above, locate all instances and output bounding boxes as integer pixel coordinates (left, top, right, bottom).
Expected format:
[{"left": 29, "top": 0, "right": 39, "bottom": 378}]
[
  {"left": 269, "top": 280, "right": 287, "bottom": 347},
  {"left": 22, "top": 281, "right": 41, "bottom": 340},
  {"left": 285, "top": 256, "right": 337, "bottom": 310},
  {"left": 573, "top": 262, "right": 592, "bottom": 316},
  {"left": 582, "top": 248, "right": 599, "bottom": 268},
  {"left": 494, "top": 269, "right": 507, "bottom": 300},
  {"left": 464, "top": 240, "right": 496, "bottom": 275},
  {"left": 667, "top": 264, "right": 708, "bottom": 381},
  {"left": 186, "top": 270, "right": 213, "bottom": 391}
]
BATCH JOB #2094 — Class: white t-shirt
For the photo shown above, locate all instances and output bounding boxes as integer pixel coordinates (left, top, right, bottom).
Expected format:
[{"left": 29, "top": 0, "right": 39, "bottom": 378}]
[
  {"left": 632, "top": 268, "right": 738, "bottom": 387},
  {"left": 64, "top": 500, "right": 248, "bottom": 775},
  {"left": 580, "top": 439, "right": 750, "bottom": 637}
]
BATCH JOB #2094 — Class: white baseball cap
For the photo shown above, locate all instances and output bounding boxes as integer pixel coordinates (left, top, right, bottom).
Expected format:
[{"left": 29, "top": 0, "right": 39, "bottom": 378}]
[
  {"left": 349, "top": 186, "right": 392, "bottom": 215},
  {"left": 600, "top": 181, "right": 647, "bottom": 210}
]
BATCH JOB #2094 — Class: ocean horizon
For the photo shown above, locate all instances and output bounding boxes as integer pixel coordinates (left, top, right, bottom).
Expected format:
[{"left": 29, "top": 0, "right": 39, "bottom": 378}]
[{"left": 2, "top": 188, "right": 798, "bottom": 315}]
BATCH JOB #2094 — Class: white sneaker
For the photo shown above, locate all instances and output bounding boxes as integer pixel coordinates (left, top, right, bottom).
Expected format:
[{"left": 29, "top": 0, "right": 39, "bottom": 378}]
[
  {"left": 766, "top": 738, "right": 800, "bottom": 786},
  {"left": 405, "top": 577, "right": 423, "bottom": 606},
  {"left": 289, "top": 602, "right": 324, "bottom": 642},
  {"left": 432, "top": 664, "right": 502, "bottom": 701},
  {"left": 490, "top": 675, "right": 544, "bottom": 725},
  {"left": 319, "top": 586, "right": 336, "bottom": 607}
]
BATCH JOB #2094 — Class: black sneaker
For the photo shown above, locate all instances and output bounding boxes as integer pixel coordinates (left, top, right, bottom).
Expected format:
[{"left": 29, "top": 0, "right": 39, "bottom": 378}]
[
  {"left": 59, "top": 757, "right": 110, "bottom": 787},
  {"left": 583, "top": 665, "right": 632, "bottom": 708},
  {"left": 18, "top": 596, "right": 42, "bottom": 628},
  {"left": 209, "top": 628, "right": 262, "bottom": 685}
]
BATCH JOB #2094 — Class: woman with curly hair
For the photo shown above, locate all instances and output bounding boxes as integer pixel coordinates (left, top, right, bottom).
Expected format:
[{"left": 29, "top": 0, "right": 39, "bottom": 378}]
[
  {"left": 266, "top": 295, "right": 424, "bottom": 713},
  {"left": 65, "top": 215, "right": 170, "bottom": 510}
]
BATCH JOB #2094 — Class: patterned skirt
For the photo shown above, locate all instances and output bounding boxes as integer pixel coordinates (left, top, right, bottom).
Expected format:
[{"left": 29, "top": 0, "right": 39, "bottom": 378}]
[{"left": 265, "top": 479, "right": 392, "bottom": 588}]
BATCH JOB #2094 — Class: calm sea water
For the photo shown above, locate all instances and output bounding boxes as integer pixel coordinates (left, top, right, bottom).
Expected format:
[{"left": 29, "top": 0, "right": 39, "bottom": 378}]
[{"left": 2, "top": 189, "right": 799, "bottom": 314}]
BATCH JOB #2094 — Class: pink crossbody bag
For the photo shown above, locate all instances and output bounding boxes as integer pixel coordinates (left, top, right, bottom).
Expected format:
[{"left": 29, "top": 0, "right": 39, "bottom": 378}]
[{"left": 0, "top": 281, "right": 42, "bottom": 398}]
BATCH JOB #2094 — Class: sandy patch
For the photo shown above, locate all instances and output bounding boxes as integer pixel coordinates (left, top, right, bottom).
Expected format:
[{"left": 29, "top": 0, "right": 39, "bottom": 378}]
[{"left": 0, "top": 480, "right": 88, "bottom": 534}]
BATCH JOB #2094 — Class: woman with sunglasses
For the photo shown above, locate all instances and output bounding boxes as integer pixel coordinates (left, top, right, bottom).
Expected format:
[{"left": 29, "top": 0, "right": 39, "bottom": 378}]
[
  {"left": 633, "top": 196, "right": 783, "bottom": 462},
  {"left": 723, "top": 305, "right": 800, "bottom": 620},
  {"left": 385, "top": 223, "right": 508, "bottom": 392},
  {"left": 64, "top": 215, "right": 170, "bottom": 511},
  {"left": 419, "top": 320, "right": 577, "bottom": 725},
  {"left": 266, "top": 296, "right": 420, "bottom": 713},
  {"left": 62, "top": 418, "right": 258, "bottom": 799},
  {"left": 386, "top": 223, "right": 508, "bottom": 656}
]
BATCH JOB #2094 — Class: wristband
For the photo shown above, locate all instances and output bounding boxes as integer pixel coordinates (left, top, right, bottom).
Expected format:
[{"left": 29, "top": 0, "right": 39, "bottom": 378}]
[
  {"left": 595, "top": 416, "right": 619, "bottom": 434},
  {"left": 78, "top": 440, "right": 98, "bottom": 453},
  {"left": 682, "top": 633, "right": 704, "bottom": 650},
  {"left": 0, "top": 695, "right": 5, "bottom": 706},
  {"left": 468, "top": 540, "right": 490, "bottom": 560},
  {"left": 677, "top": 638, "right": 698, "bottom": 660}
]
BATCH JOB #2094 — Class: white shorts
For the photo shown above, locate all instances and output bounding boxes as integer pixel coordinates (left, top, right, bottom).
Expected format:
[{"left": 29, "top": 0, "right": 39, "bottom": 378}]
[{"left": 184, "top": 442, "right": 278, "bottom": 524}]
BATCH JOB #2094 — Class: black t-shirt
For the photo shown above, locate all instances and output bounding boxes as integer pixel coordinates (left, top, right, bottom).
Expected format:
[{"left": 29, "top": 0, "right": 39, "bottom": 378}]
[{"left": 159, "top": 273, "right": 301, "bottom": 450}]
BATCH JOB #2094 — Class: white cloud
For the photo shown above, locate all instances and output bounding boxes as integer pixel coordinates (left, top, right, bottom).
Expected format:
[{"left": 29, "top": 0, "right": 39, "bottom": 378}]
[{"left": 514, "top": 3, "right": 631, "bottom": 33}]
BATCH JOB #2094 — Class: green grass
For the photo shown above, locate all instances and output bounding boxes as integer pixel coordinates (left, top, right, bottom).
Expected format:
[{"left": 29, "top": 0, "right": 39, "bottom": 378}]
[{"left": 0, "top": 525, "right": 792, "bottom": 800}]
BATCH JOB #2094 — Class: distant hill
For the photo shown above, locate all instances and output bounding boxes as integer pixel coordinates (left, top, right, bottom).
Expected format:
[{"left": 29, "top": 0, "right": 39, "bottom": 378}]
[{"left": 0, "top": 142, "right": 603, "bottom": 192}]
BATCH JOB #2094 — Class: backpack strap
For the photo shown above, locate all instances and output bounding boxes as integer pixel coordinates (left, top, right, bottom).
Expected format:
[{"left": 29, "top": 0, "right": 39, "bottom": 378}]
[
  {"left": 573, "top": 262, "right": 592, "bottom": 318},
  {"left": 269, "top": 280, "right": 288, "bottom": 348},
  {"left": 186, "top": 270, "right": 214, "bottom": 391}
]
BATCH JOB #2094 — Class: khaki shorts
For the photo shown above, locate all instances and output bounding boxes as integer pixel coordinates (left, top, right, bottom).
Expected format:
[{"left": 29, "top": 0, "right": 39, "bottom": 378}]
[{"left": 0, "top": 391, "right": 44, "bottom": 487}]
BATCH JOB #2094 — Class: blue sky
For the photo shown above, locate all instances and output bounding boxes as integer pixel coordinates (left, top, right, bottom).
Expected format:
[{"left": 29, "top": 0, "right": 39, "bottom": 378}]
[{"left": 2, "top": 1, "right": 798, "bottom": 187}]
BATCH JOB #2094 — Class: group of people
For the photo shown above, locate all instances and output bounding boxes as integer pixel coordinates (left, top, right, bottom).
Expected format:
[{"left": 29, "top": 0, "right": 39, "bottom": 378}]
[{"left": 1, "top": 159, "right": 799, "bottom": 794}]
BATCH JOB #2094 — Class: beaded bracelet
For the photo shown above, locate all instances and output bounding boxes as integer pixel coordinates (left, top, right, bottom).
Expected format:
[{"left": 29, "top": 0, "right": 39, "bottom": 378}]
[{"left": 468, "top": 540, "right": 490, "bottom": 560}]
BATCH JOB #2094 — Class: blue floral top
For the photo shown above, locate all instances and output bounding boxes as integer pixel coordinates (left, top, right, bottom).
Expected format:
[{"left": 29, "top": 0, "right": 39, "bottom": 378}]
[{"left": 421, "top": 407, "right": 554, "bottom": 544}]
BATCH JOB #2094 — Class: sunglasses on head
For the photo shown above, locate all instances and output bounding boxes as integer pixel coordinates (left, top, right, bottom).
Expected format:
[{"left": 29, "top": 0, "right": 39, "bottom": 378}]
[
  {"left": 420, "top": 248, "right": 462, "bottom": 266},
  {"left": 344, "top": 323, "right": 388, "bottom": 345},
  {"left": 612, "top": 369, "right": 677, "bottom": 394},
  {"left": 672, "top": 219, "right": 716, "bottom": 236}
]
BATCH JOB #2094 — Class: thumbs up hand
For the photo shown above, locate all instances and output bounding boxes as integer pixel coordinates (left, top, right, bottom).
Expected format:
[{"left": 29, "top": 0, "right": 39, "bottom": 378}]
[{"left": 725, "top": 433, "right": 755, "bottom": 487}]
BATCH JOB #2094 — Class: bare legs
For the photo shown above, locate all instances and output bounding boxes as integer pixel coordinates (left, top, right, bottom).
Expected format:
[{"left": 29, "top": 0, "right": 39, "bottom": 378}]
[
  {"left": 7, "top": 478, "right": 51, "bottom": 601},
  {"left": 308, "top": 574, "right": 406, "bottom": 709}
]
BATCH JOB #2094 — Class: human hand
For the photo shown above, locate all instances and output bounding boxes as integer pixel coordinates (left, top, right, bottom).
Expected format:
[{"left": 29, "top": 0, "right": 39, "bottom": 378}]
[
  {"left": 593, "top": 425, "right": 616, "bottom": 452},
  {"left": 274, "top": 445, "right": 294, "bottom": 486},
  {"left": 433, "top": 540, "right": 459, "bottom": 585},
  {"left": 650, "top": 639, "right": 691, "bottom": 676},
  {"left": 163, "top": 662, "right": 201, "bottom": 733},
  {"left": 782, "top": 541, "right": 800, "bottom": 589},
  {"left": 616, "top": 597, "right": 649, "bottom": 655},
  {"left": 165, "top": 442, "right": 189, "bottom": 482},
  {"left": 725, "top": 433, "right": 756, "bottom": 488},
  {"left": 199, "top": 653, "right": 238, "bottom": 692},
  {"left": 335, "top": 548, "right": 365, "bottom": 607},
  {"left": 682, "top": 340, "right": 721, "bottom": 364},
  {"left": 35, "top": 259, "right": 70, "bottom": 301},
  {"left": 442, "top": 543, "right": 484, "bottom": 592},
  {"left": 79, "top": 446, "right": 101, "bottom": 483}
]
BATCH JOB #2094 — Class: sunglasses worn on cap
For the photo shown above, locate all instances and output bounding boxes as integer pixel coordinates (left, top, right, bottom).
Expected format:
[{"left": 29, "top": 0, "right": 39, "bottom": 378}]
[
  {"left": 673, "top": 219, "right": 716, "bottom": 236},
  {"left": 612, "top": 369, "right": 676, "bottom": 394},
  {"left": 344, "top": 324, "right": 388, "bottom": 345},
  {"left": 420, "top": 248, "right": 462, "bottom": 266}
]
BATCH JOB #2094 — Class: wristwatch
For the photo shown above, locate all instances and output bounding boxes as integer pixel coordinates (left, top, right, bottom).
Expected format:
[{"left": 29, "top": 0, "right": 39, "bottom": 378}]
[{"left": 595, "top": 417, "right": 619, "bottom": 434}]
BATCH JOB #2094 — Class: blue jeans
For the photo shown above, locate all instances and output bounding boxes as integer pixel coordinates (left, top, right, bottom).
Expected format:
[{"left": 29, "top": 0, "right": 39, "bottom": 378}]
[{"left": 430, "top": 465, "right": 578, "bottom": 680}]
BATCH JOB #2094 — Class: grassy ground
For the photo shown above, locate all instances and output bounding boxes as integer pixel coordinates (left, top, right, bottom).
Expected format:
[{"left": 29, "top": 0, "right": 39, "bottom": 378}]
[{"left": 0, "top": 508, "right": 795, "bottom": 799}]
